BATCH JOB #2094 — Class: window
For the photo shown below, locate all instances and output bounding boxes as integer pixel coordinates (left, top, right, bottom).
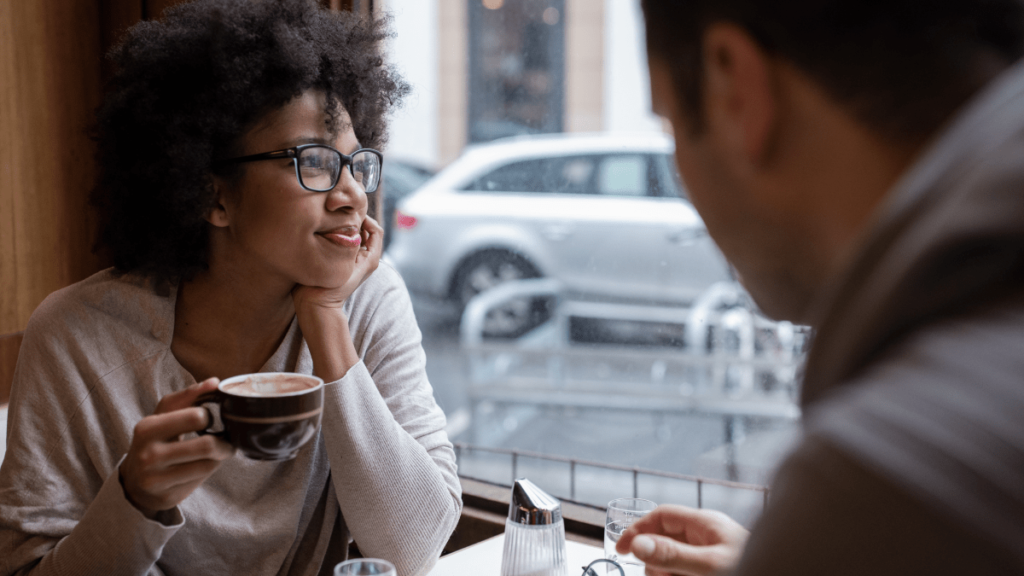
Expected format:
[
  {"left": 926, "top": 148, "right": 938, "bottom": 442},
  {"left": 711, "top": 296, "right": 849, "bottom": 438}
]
[
  {"left": 654, "top": 154, "right": 687, "bottom": 200},
  {"left": 468, "top": 0, "right": 565, "bottom": 142},
  {"left": 596, "top": 155, "right": 645, "bottom": 196},
  {"left": 464, "top": 156, "right": 595, "bottom": 194},
  {"left": 384, "top": 0, "right": 806, "bottom": 526},
  {"left": 464, "top": 154, "right": 678, "bottom": 198}
]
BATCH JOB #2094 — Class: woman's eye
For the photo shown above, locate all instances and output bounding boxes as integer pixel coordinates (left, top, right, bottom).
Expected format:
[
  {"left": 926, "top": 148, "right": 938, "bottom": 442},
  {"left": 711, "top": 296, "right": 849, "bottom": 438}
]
[{"left": 300, "top": 156, "right": 325, "bottom": 170}]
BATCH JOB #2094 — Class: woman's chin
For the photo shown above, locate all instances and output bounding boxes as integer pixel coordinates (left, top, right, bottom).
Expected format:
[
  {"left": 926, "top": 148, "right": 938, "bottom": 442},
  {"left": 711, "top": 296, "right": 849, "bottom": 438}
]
[{"left": 305, "top": 268, "right": 356, "bottom": 290}]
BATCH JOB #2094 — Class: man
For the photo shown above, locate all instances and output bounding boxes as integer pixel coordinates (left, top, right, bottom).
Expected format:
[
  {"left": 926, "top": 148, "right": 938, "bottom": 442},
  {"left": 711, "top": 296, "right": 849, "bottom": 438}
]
[{"left": 617, "top": 1, "right": 1024, "bottom": 574}]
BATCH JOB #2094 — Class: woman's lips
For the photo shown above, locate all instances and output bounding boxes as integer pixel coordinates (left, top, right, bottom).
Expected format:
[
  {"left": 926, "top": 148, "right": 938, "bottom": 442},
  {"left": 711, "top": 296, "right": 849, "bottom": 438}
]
[{"left": 318, "top": 227, "right": 362, "bottom": 248}]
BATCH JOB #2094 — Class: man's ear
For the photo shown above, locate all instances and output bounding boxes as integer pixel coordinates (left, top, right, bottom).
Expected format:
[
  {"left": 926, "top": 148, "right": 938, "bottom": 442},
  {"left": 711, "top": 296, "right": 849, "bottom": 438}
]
[
  {"left": 701, "top": 23, "right": 779, "bottom": 166},
  {"left": 206, "top": 177, "right": 232, "bottom": 228}
]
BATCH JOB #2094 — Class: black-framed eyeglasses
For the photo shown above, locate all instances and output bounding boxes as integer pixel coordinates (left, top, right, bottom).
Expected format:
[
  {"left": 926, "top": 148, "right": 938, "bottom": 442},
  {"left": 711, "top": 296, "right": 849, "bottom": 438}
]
[
  {"left": 217, "top": 144, "right": 383, "bottom": 193},
  {"left": 581, "top": 558, "right": 625, "bottom": 576}
]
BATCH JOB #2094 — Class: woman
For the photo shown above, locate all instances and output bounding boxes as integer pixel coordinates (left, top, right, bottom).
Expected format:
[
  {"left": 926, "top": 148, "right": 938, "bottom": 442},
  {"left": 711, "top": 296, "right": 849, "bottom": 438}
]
[{"left": 0, "top": 1, "right": 461, "bottom": 575}]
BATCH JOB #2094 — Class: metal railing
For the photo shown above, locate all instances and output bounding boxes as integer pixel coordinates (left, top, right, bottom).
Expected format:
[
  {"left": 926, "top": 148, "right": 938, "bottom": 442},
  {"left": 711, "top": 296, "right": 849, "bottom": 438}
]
[
  {"left": 461, "top": 279, "right": 809, "bottom": 418},
  {"left": 454, "top": 442, "right": 770, "bottom": 512},
  {"left": 457, "top": 279, "right": 807, "bottom": 498}
]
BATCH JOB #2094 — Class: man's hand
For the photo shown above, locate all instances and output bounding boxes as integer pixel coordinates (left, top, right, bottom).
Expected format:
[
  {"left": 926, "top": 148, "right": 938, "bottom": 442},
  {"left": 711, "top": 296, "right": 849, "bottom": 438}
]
[
  {"left": 615, "top": 505, "right": 749, "bottom": 576},
  {"left": 119, "top": 378, "right": 234, "bottom": 519}
]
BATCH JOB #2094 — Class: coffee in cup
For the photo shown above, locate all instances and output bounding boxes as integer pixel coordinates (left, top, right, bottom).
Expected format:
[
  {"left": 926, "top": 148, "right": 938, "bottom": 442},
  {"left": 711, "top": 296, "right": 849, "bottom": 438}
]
[{"left": 197, "top": 372, "right": 324, "bottom": 461}]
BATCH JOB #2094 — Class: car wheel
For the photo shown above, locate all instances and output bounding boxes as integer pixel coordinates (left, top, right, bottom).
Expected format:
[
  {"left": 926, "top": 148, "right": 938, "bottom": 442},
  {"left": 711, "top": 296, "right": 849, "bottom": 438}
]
[{"left": 453, "top": 251, "right": 548, "bottom": 338}]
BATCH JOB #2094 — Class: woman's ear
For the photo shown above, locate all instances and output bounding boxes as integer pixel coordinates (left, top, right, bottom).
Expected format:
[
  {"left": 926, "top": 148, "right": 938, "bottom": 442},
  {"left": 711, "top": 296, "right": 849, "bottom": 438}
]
[{"left": 206, "top": 177, "right": 232, "bottom": 228}]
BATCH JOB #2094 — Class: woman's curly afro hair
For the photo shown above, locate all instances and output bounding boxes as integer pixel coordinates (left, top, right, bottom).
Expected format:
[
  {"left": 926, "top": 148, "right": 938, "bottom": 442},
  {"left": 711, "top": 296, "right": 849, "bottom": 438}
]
[{"left": 91, "top": 0, "right": 408, "bottom": 287}]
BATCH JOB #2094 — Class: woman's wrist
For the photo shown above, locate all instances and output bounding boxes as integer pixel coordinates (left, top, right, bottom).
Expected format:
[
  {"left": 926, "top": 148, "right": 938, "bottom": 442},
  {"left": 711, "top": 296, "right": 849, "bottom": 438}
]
[{"left": 296, "top": 305, "right": 360, "bottom": 382}]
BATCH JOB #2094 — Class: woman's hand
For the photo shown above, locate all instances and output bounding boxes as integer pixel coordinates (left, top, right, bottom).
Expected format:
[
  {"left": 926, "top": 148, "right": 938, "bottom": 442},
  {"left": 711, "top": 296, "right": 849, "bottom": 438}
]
[
  {"left": 615, "top": 505, "right": 749, "bottom": 576},
  {"left": 119, "top": 378, "right": 234, "bottom": 519},
  {"left": 292, "top": 216, "right": 383, "bottom": 314},
  {"left": 292, "top": 216, "right": 383, "bottom": 382}
]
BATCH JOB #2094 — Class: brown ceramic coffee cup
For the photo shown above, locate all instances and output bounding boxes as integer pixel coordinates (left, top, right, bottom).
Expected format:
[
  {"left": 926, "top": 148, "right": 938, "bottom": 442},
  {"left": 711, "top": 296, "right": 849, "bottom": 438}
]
[{"left": 196, "top": 372, "right": 324, "bottom": 461}]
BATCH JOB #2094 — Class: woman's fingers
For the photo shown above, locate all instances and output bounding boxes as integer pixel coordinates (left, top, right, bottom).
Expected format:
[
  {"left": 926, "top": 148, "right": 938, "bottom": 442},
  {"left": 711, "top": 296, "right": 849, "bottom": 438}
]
[
  {"left": 121, "top": 381, "right": 234, "bottom": 517},
  {"left": 148, "top": 433, "right": 234, "bottom": 468},
  {"left": 133, "top": 407, "right": 215, "bottom": 444},
  {"left": 135, "top": 457, "right": 225, "bottom": 495},
  {"left": 126, "top": 458, "right": 226, "bottom": 512},
  {"left": 154, "top": 377, "right": 220, "bottom": 414},
  {"left": 358, "top": 216, "right": 383, "bottom": 262}
]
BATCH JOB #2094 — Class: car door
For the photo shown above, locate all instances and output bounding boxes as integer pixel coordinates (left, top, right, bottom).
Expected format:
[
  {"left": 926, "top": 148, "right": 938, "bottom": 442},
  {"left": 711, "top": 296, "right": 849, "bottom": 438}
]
[
  {"left": 652, "top": 154, "right": 735, "bottom": 302},
  {"left": 462, "top": 153, "right": 672, "bottom": 300},
  {"left": 545, "top": 153, "right": 678, "bottom": 301}
]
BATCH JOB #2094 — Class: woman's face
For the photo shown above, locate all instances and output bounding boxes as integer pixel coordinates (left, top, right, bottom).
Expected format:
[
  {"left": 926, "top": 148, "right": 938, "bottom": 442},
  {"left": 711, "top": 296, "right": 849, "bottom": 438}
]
[{"left": 211, "top": 90, "right": 368, "bottom": 290}]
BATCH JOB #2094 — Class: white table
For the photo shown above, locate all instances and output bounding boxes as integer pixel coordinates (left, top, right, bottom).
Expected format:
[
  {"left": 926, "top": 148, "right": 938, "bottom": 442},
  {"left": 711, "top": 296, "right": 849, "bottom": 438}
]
[{"left": 428, "top": 533, "right": 604, "bottom": 576}]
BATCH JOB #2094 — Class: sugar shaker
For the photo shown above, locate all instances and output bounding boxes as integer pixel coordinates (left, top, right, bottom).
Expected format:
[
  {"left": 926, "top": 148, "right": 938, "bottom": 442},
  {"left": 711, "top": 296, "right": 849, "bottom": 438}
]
[{"left": 500, "top": 478, "right": 568, "bottom": 576}]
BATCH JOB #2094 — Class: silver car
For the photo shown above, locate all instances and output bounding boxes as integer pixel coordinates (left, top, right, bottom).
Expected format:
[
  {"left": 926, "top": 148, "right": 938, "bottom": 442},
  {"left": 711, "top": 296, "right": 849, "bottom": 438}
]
[{"left": 387, "top": 133, "right": 733, "bottom": 336}]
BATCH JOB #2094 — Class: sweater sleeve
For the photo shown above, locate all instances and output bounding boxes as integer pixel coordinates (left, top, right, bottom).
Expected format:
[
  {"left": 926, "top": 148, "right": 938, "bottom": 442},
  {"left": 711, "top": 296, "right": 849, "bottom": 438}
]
[
  {"left": 730, "top": 436, "right": 1016, "bottom": 576},
  {"left": 319, "top": 266, "right": 462, "bottom": 576},
  {"left": 0, "top": 301, "right": 184, "bottom": 576}
]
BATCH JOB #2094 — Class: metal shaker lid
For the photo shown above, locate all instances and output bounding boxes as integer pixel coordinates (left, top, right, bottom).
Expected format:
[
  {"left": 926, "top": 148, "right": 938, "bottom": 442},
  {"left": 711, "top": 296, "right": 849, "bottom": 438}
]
[{"left": 508, "top": 478, "right": 562, "bottom": 525}]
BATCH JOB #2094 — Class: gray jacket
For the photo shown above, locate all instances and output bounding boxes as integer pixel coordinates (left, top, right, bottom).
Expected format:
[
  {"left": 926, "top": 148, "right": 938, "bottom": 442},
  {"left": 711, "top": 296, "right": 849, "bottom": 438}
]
[{"left": 735, "top": 60, "right": 1024, "bottom": 574}]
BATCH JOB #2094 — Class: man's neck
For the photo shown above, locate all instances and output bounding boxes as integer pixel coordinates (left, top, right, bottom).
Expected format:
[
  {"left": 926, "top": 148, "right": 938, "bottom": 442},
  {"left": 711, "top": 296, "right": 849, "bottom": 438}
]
[{"left": 767, "top": 65, "right": 926, "bottom": 321}]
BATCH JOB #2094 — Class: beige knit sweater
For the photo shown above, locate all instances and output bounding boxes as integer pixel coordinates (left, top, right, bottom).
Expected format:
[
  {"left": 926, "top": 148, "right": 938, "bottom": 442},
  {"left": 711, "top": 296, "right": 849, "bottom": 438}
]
[{"left": 0, "top": 262, "right": 462, "bottom": 576}]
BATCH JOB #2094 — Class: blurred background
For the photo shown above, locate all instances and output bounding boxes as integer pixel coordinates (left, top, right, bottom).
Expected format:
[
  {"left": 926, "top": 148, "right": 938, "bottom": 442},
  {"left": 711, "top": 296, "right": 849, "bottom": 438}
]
[
  {"left": 376, "top": 0, "right": 808, "bottom": 524},
  {"left": 0, "top": 0, "right": 808, "bottom": 525}
]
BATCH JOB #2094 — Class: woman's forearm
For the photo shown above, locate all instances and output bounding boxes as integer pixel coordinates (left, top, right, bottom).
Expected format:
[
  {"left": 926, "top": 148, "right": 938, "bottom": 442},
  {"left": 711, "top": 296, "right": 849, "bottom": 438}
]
[
  {"left": 318, "top": 364, "right": 462, "bottom": 576},
  {"left": 295, "top": 306, "right": 361, "bottom": 383},
  {"left": 297, "top": 266, "right": 464, "bottom": 575}
]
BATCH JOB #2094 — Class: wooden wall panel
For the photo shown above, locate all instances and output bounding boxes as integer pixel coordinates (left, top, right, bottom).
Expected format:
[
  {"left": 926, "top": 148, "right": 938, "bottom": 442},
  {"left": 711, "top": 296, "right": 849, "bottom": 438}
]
[
  {"left": 99, "top": 0, "right": 142, "bottom": 59},
  {"left": 1, "top": 0, "right": 105, "bottom": 396},
  {"left": 0, "top": 1, "right": 17, "bottom": 341},
  {"left": 0, "top": 333, "right": 22, "bottom": 405},
  {"left": 146, "top": 0, "right": 191, "bottom": 20}
]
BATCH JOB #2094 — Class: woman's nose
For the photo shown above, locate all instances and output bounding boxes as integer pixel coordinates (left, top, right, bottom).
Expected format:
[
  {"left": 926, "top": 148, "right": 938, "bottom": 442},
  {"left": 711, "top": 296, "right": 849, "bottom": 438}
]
[{"left": 325, "top": 168, "right": 367, "bottom": 212}]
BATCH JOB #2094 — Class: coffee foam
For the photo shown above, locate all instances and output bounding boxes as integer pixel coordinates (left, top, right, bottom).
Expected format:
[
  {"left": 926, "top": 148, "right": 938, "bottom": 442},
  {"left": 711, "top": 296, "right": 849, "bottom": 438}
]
[{"left": 223, "top": 375, "right": 316, "bottom": 397}]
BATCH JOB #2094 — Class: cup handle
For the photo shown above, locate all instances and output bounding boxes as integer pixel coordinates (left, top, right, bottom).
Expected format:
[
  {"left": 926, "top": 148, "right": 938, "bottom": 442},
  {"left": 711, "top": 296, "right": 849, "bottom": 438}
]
[{"left": 194, "top": 390, "right": 226, "bottom": 437}]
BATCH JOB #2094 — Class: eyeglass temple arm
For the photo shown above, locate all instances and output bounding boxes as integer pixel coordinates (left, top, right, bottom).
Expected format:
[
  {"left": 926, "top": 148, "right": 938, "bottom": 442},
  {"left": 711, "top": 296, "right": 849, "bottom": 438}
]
[{"left": 219, "top": 149, "right": 297, "bottom": 165}]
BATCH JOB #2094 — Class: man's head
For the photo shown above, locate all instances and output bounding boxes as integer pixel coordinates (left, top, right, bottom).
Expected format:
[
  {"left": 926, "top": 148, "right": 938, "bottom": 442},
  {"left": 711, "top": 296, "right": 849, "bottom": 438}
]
[{"left": 642, "top": 0, "right": 1024, "bottom": 322}]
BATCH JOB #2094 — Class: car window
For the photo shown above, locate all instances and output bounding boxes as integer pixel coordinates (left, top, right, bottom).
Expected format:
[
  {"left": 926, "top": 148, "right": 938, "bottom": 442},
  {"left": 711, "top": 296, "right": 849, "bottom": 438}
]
[
  {"left": 464, "top": 155, "right": 598, "bottom": 194},
  {"left": 654, "top": 153, "right": 688, "bottom": 200},
  {"left": 596, "top": 155, "right": 646, "bottom": 196}
]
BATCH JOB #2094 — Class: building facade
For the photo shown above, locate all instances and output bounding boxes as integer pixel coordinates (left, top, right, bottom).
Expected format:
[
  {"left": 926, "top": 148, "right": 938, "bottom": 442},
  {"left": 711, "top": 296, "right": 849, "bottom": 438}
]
[{"left": 381, "top": 0, "right": 665, "bottom": 169}]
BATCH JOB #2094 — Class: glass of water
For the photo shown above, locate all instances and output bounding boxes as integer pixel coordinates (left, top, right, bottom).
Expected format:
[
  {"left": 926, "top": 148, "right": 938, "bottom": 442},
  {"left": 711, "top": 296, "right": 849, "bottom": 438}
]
[
  {"left": 604, "top": 498, "right": 657, "bottom": 575},
  {"left": 333, "top": 559, "right": 396, "bottom": 576}
]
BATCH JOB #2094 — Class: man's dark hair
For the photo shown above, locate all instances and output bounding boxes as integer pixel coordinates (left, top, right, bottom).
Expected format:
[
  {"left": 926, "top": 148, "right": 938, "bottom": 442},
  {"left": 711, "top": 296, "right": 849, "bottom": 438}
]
[
  {"left": 641, "top": 0, "right": 1024, "bottom": 141},
  {"left": 91, "top": 0, "right": 408, "bottom": 287}
]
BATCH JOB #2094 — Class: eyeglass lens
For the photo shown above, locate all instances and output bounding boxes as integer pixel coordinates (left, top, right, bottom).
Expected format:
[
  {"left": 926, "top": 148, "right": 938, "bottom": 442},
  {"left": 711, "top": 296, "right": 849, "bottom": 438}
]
[{"left": 297, "top": 146, "right": 380, "bottom": 193}]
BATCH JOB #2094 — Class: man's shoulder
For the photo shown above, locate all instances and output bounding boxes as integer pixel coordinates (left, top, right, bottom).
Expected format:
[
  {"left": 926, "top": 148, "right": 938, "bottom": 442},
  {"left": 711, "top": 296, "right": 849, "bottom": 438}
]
[
  {"left": 740, "top": 434, "right": 1018, "bottom": 576},
  {"left": 808, "top": 292, "right": 1024, "bottom": 434},
  {"left": 803, "top": 291, "right": 1024, "bottom": 565},
  {"left": 820, "top": 292, "right": 1024, "bottom": 405}
]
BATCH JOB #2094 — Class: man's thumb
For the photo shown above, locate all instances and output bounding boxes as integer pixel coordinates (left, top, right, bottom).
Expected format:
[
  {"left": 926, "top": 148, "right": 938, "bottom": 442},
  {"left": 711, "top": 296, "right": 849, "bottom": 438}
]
[{"left": 631, "top": 535, "right": 657, "bottom": 559}]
